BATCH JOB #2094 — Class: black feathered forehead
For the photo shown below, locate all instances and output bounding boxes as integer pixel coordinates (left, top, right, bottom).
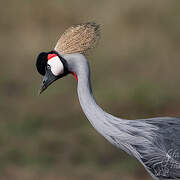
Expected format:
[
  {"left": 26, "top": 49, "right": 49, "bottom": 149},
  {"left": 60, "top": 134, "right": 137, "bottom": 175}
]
[
  {"left": 36, "top": 51, "right": 68, "bottom": 76},
  {"left": 36, "top": 52, "right": 48, "bottom": 75}
]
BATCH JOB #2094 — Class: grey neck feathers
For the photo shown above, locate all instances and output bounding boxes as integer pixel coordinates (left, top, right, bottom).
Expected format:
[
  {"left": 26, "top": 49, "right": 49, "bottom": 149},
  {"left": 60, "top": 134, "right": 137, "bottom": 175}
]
[
  {"left": 62, "top": 53, "right": 152, "bottom": 157},
  {"left": 63, "top": 53, "right": 125, "bottom": 136}
]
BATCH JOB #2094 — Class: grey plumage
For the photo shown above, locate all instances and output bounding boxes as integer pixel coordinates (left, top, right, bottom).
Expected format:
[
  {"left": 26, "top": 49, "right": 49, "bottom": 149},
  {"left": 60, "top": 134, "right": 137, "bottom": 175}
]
[{"left": 62, "top": 53, "right": 180, "bottom": 180}]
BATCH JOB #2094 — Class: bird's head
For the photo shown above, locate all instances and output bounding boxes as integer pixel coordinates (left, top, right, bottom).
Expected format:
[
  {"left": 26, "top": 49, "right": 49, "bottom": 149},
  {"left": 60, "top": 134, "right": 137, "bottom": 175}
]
[
  {"left": 36, "top": 22, "right": 100, "bottom": 94},
  {"left": 36, "top": 51, "right": 69, "bottom": 94}
]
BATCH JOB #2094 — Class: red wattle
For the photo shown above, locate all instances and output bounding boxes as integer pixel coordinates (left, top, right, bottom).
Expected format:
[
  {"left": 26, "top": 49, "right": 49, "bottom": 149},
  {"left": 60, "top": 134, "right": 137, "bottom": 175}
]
[{"left": 71, "top": 72, "right": 78, "bottom": 82}]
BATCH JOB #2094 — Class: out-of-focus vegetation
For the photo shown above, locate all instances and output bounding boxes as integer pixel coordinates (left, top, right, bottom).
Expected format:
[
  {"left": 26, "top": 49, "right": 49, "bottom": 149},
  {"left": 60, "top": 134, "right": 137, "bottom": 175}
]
[{"left": 1, "top": 0, "right": 180, "bottom": 179}]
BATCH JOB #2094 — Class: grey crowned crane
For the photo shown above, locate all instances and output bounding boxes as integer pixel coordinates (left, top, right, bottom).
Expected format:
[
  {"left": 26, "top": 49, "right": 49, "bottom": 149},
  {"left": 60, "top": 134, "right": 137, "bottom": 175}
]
[{"left": 36, "top": 22, "right": 180, "bottom": 180}]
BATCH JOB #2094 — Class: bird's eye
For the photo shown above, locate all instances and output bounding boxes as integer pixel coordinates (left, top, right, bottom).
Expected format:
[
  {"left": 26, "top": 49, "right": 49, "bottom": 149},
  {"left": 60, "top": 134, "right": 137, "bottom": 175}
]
[{"left": 47, "top": 64, "right": 51, "bottom": 70}]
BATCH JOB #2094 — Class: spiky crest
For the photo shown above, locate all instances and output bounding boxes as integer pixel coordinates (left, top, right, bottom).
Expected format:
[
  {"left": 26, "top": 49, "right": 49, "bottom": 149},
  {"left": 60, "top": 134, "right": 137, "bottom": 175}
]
[{"left": 55, "top": 22, "right": 100, "bottom": 55}]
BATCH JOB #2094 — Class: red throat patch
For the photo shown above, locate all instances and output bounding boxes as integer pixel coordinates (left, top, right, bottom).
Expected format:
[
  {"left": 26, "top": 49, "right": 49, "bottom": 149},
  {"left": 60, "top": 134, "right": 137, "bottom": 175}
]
[
  {"left": 47, "top": 54, "right": 57, "bottom": 60},
  {"left": 71, "top": 72, "right": 78, "bottom": 82}
]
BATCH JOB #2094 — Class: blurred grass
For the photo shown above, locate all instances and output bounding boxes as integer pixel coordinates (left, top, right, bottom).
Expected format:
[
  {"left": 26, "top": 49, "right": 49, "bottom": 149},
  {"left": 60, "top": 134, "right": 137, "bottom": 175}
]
[{"left": 1, "top": 0, "right": 180, "bottom": 179}]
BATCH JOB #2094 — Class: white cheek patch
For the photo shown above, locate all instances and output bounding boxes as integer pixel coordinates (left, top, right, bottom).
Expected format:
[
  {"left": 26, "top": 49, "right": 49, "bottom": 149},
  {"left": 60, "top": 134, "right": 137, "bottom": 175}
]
[{"left": 47, "top": 56, "right": 64, "bottom": 76}]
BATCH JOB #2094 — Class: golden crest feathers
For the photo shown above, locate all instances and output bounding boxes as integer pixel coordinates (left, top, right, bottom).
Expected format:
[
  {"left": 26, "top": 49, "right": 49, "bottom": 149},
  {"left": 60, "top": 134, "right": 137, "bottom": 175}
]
[{"left": 55, "top": 22, "right": 100, "bottom": 55}]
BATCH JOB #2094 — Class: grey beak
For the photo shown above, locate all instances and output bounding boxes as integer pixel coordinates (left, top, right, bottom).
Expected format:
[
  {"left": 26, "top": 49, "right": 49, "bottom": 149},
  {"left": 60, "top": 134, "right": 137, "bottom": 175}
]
[{"left": 39, "top": 68, "right": 59, "bottom": 94}]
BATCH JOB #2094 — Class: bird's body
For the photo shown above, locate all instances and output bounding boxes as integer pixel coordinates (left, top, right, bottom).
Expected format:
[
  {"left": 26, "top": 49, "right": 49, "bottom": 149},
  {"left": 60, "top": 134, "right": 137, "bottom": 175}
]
[
  {"left": 36, "top": 23, "right": 180, "bottom": 180},
  {"left": 63, "top": 53, "right": 180, "bottom": 180}
]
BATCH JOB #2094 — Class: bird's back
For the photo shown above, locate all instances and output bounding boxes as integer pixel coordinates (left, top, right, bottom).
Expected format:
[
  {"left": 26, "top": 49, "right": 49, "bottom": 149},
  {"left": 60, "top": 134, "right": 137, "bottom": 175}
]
[
  {"left": 104, "top": 116, "right": 180, "bottom": 179},
  {"left": 139, "top": 117, "right": 180, "bottom": 179}
]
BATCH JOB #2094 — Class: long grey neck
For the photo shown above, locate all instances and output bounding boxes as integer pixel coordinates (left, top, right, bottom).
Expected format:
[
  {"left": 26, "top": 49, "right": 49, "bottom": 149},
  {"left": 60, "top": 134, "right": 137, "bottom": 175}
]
[
  {"left": 63, "top": 53, "right": 145, "bottom": 158},
  {"left": 76, "top": 58, "right": 106, "bottom": 132},
  {"left": 63, "top": 53, "right": 124, "bottom": 135}
]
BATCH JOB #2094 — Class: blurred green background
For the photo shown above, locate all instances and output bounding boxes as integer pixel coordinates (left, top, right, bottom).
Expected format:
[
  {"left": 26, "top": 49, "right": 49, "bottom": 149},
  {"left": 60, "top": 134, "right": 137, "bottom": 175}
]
[{"left": 1, "top": 0, "right": 180, "bottom": 179}]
